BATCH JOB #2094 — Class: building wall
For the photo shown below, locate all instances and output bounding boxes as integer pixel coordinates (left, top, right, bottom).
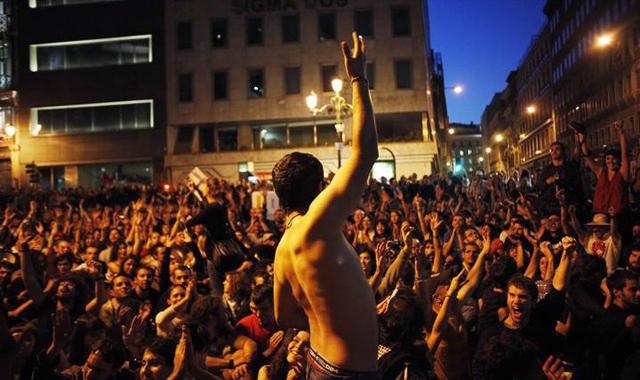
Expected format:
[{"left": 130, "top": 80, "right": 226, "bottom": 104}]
[
  {"left": 13, "top": 0, "right": 166, "bottom": 187},
  {"left": 164, "top": 0, "right": 438, "bottom": 181}
]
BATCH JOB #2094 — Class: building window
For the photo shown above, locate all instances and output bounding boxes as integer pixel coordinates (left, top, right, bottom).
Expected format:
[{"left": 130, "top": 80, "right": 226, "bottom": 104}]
[
  {"left": 366, "top": 62, "right": 375, "bottom": 90},
  {"left": 284, "top": 67, "right": 301, "bottom": 95},
  {"left": 318, "top": 12, "right": 336, "bottom": 41},
  {"left": 391, "top": 6, "right": 411, "bottom": 37},
  {"left": 211, "top": 18, "right": 228, "bottom": 48},
  {"left": 200, "top": 125, "right": 216, "bottom": 153},
  {"left": 177, "top": 21, "right": 192, "bottom": 50},
  {"left": 248, "top": 68, "right": 265, "bottom": 97},
  {"left": 260, "top": 126, "right": 287, "bottom": 149},
  {"left": 30, "top": 35, "right": 152, "bottom": 72},
  {"left": 321, "top": 65, "right": 337, "bottom": 92},
  {"left": 246, "top": 17, "right": 264, "bottom": 46},
  {"left": 289, "top": 125, "right": 314, "bottom": 147},
  {"left": 174, "top": 125, "right": 195, "bottom": 154},
  {"left": 32, "top": 99, "right": 153, "bottom": 135},
  {"left": 354, "top": 9, "right": 374, "bottom": 38},
  {"left": 212, "top": 71, "right": 228, "bottom": 100},
  {"left": 218, "top": 128, "right": 238, "bottom": 151},
  {"left": 282, "top": 14, "right": 300, "bottom": 43},
  {"left": 395, "top": 60, "right": 412, "bottom": 89},
  {"left": 29, "top": 0, "right": 122, "bottom": 8},
  {"left": 178, "top": 73, "right": 193, "bottom": 102}
]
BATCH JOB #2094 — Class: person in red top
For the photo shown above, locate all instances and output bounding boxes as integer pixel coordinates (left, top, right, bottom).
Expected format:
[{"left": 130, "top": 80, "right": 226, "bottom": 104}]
[
  {"left": 578, "top": 121, "right": 629, "bottom": 214},
  {"left": 235, "top": 284, "right": 283, "bottom": 361}
]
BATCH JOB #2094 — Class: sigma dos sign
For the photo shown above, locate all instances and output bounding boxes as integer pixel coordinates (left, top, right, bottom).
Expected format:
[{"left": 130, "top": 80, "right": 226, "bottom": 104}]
[{"left": 231, "top": 0, "right": 349, "bottom": 14}]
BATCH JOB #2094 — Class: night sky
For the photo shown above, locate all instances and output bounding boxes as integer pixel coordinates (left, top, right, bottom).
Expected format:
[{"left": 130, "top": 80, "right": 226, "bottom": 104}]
[{"left": 428, "top": 0, "right": 548, "bottom": 124}]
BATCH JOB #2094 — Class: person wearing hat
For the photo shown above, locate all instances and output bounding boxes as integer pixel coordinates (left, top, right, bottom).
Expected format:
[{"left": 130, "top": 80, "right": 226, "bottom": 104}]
[
  {"left": 568, "top": 207, "right": 621, "bottom": 275},
  {"left": 577, "top": 121, "right": 629, "bottom": 215}
]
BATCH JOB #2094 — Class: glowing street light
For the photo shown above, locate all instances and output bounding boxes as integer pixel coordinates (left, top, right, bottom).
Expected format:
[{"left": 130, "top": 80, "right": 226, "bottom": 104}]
[
  {"left": 485, "top": 147, "right": 492, "bottom": 154},
  {"left": 448, "top": 128, "right": 455, "bottom": 135},
  {"left": 31, "top": 124, "right": 42, "bottom": 136},
  {"left": 595, "top": 33, "right": 614, "bottom": 48},
  {"left": 4, "top": 124, "right": 15, "bottom": 138},
  {"left": 526, "top": 105, "right": 536, "bottom": 114},
  {"left": 452, "top": 85, "right": 463, "bottom": 94},
  {"left": 331, "top": 78, "right": 344, "bottom": 93},
  {"left": 305, "top": 91, "right": 318, "bottom": 111},
  {"left": 495, "top": 133, "right": 504, "bottom": 143}
]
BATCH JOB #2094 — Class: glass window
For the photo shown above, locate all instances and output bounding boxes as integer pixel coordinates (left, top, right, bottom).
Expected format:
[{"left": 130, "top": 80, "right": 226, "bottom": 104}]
[
  {"left": 32, "top": 100, "right": 153, "bottom": 135},
  {"left": 248, "top": 68, "right": 265, "bottom": 98},
  {"left": 395, "top": 60, "right": 412, "bottom": 89},
  {"left": 366, "top": 62, "right": 375, "bottom": 90},
  {"left": 318, "top": 12, "right": 336, "bottom": 41},
  {"left": 178, "top": 73, "right": 193, "bottom": 102},
  {"left": 246, "top": 17, "right": 264, "bottom": 46},
  {"left": 289, "top": 126, "right": 314, "bottom": 147},
  {"left": 30, "top": 35, "right": 152, "bottom": 72},
  {"left": 317, "top": 124, "right": 337, "bottom": 146},
  {"left": 282, "top": 14, "right": 300, "bottom": 43},
  {"left": 261, "top": 126, "right": 287, "bottom": 149},
  {"left": 218, "top": 128, "right": 238, "bottom": 151},
  {"left": 174, "top": 125, "right": 195, "bottom": 154},
  {"left": 354, "top": 9, "right": 374, "bottom": 37},
  {"left": 200, "top": 125, "right": 216, "bottom": 153},
  {"left": 284, "top": 67, "right": 301, "bottom": 95},
  {"left": 212, "top": 71, "right": 228, "bottom": 100},
  {"left": 391, "top": 7, "right": 411, "bottom": 37},
  {"left": 211, "top": 18, "right": 228, "bottom": 48},
  {"left": 321, "top": 65, "right": 337, "bottom": 92},
  {"left": 177, "top": 21, "right": 192, "bottom": 50},
  {"left": 376, "top": 112, "right": 421, "bottom": 142}
]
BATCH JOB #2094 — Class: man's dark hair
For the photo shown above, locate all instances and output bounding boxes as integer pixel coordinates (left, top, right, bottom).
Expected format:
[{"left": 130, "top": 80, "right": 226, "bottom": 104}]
[
  {"left": 187, "top": 295, "right": 231, "bottom": 351},
  {"left": 145, "top": 338, "right": 177, "bottom": 368},
  {"left": 474, "top": 332, "right": 540, "bottom": 380},
  {"left": 629, "top": 243, "right": 640, "bottom": 254},
  {"left": 272, "top": 152, "right": 323, "bottom": 212},
  {"left": 607, "top": 269, "right": 638, "bottom": 292},
  {"left": 135, "top": 265, "right": 154, "bottom": 277},
  {"left": 550, "top": 141, "right": 565, "bottom": 154},
  {"left": 94, "top": 338, "right": 127, "bottom": 369},
  {"left": 251, "top": 284, "right": 273, "bottom": 306},
  {"left": 507, "top": 274, "right": 538, "bottom": 301},
  {"left": 489, "top": 256, "right": 518, "bottom": 289},
  {"left": 378, "top": 289, "right": 424, "bottom": 348}
]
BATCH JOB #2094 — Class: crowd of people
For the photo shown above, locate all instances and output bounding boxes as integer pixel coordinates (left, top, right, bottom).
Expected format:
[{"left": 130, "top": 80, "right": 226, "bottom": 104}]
[
  {"left": 0, "top": 122, "right": 638, "bottom": 379},
  {"left": 2, "top": 34, "right": 640, "bottom": 380}
]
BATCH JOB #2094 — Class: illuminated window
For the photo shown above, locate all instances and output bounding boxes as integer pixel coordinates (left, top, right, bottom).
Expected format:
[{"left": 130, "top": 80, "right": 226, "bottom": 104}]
[
  {"left": 32, "top": 99, "right": 153, "bottom": 135},
  {"left": 30, "top": 35, "right": 152, "bottom": 72}
]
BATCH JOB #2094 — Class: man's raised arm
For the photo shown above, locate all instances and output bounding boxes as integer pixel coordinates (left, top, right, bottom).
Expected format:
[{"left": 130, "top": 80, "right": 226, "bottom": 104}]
[{"left": 305, "top": 32, "right": 378, "bottom": 235}]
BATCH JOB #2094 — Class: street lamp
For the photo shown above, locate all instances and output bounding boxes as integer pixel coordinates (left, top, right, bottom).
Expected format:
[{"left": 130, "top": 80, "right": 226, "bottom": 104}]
[
  {"left": 448, "top": 128, "right": 455, "bottom": 135},
  {"left": 526, "top": 105, "right": 536, "bottom": 114},
  {"left": 306, "top": 78, "right": 353, "bottom": 168},
  {"left": 445, "top": 85, "right": 464, "bottom": 94},
  {"left": 5, "top": 124, "right": 15, "bottom": 138},
  {"left": 485, "top": 147, "right": 492, "bottom": 154},
  {"left": 595, "top": 33, "right": 614, "bottom": 48},
  {"left": 495, "top": 133, "right": 504, "bottom": 143}
]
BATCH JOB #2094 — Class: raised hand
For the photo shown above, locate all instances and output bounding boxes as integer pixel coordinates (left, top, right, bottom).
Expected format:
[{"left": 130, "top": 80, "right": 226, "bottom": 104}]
[
  {"left": 341, "top": 32, "right": 367, "bottom": 80},
  {"left": 430, "top": 212, "right": 443, "bottom": 234},
  {"left": 263, "top": 330, "right": 284, "bottom": 358},
  {"left": 400, "top": 222, "right": 415, "bottom": 250}
]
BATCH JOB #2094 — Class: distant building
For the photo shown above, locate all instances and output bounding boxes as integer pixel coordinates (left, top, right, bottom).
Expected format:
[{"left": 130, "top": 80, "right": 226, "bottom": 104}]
[
  {"left": 482, "top": 0, "right": 640, "bottom": 174},
  {"left": 445, "top": 122, "right": 483, "bottom": 175},
  {"left": 11, "top": 0, "right": 165, "bottom": 189},
  {"left": 0, "top": 0, "right": 16, "bottom": 189},
  {"left": 164, "top": 0, "right": 440, "bottom": 182}
]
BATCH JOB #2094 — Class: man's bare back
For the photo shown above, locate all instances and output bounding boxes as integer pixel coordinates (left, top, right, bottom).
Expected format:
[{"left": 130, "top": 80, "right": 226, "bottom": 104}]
[
  {"left": 272, "top": 32, "right": 379, "bottom": 374},
  {"left": 274, "top": 218, "right": 378, "bottom": 371}
]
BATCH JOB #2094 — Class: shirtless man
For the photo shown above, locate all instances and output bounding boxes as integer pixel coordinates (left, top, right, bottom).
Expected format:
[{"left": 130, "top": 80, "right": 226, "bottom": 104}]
[{"left": 273, "top": 32, "right": 379, "bottom": 378}]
